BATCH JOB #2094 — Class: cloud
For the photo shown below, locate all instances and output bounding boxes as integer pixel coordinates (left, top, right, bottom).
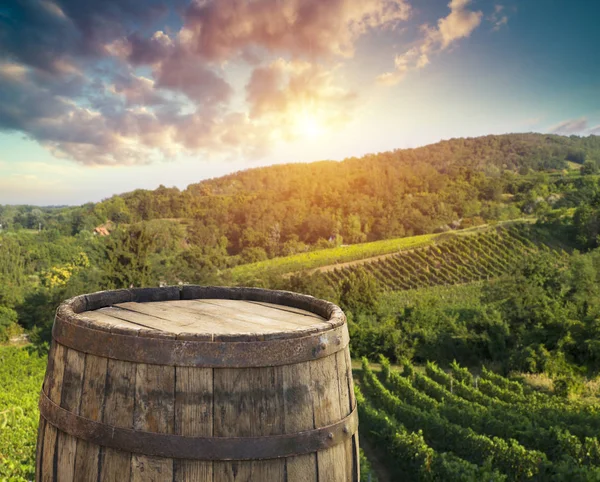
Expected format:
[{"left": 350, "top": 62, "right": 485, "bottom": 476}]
[
  {"left": 378, "top": 0, "right": 482, "bottom": 85},
  {"left": 438, "top": 0, "right": 483, "bottom": 48},
  {"left": 549, "top": 117, "right": 588, "bottom": 135},
  {"left": 589, "top": 125, "right": 600, "bottom": 135},
  {"left": 0, "top": 0, "right": 182, "bottom": 73},
  {"left": 489, "top": 4, "right": 509, "bottom": 32},
  {"left": 154, "top": 52, "right": 233, "bottom": 105},
  {"left": 246, "top": 59, "right": 358, "bottom": 140},
  {"left": 0, "top": 0, "right": 403, "bottom": 166},
  {"left": 180, "top": 0, "right": 411, "bottom": 60}
]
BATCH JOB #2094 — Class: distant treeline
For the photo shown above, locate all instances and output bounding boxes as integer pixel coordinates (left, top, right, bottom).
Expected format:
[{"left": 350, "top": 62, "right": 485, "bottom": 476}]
[{"left": 2, "top": 134, "right": 600, "bottom": 259}]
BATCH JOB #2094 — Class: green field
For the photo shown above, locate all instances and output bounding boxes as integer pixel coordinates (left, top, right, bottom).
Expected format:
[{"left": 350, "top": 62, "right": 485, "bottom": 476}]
[
  {"left": 228, "top": 232, "right": 440, "bottom": 281},
  {"left": 0, "top": 346, "right": 45, "bottom": 481}
]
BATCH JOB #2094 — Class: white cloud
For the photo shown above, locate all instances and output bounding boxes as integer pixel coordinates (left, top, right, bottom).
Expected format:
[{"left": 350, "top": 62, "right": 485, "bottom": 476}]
[
  {"left": 549, "top": 117, "right": 588, "bottom": 135},
  {"left": 489, "top": 4, "right": 509, "bottom": 32},
  {"left": 378, "top": 0, "right": 482, "bottom": 85}
]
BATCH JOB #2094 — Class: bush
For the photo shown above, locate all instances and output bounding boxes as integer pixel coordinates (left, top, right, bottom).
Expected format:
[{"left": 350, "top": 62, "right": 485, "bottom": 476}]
[{"left": 0, "top": 306, "right": 18, "bottom": 342}]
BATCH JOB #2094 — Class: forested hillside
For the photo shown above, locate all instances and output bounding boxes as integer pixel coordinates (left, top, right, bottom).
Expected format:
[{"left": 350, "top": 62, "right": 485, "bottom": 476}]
[
  {"left": 2, "top": 133, "right": 600, "bottom": 481},
  {"left": 3, "top": 134, "right": 600, "bottom": 260}
]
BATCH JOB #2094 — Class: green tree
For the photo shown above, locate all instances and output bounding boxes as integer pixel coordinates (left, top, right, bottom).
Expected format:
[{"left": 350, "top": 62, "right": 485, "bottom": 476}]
[
  {"left": 103, "top": 224, "right": 154, "bottom": 288},
  {"left": 339, "top": 267, "right": 380, "bottom": 314}
]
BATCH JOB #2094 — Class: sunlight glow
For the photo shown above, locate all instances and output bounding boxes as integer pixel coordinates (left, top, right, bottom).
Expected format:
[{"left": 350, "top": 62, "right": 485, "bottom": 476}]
[{"left": 295, "top": 110, "right": 325, "bottom": 139}]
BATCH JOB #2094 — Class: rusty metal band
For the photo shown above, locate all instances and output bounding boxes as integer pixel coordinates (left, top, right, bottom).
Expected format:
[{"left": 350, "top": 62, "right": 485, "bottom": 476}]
[
  {"left": 39, "top": 390, "right": 358, "bottom": 461},
  {"left": 52, "top": 314, "right": 349, "bottom": 368}
]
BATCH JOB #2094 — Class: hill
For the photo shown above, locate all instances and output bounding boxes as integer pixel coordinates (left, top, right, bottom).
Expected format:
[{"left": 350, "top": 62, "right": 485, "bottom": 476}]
[{"left": 2, "top": 134, "right": 598, "bottom": 261}]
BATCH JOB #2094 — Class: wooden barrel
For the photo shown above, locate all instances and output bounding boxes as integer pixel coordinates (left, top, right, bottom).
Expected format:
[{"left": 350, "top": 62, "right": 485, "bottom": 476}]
[{"left": 35, "top": 286, "right": 359, "bottom": 481}]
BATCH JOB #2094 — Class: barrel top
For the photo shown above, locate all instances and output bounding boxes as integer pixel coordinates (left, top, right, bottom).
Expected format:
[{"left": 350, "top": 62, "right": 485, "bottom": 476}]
[
  {"left": 83, "top": 299, "right": 328, "bottom": 337},
  {"left": 57, "top": 286, "right": 345, "bottom": 342}
]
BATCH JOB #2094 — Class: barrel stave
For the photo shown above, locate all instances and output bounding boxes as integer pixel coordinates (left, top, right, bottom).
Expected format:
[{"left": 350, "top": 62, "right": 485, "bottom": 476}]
[
  {"left": 213, "top": 366, "right": 286, "bottom": 481},
  {"left": 39, "top": 342, "right": 66, "bottom": 482},
  {"left": 73, "top": 353, "right": 108, "bottom": 480},
  {"left": 283, "top": 361, "right": 318, "bottom": 482},
  {"left": 174, "top": 366, "right": 213, "bottom": 481},
  {"left": 56, "top": 347, "right": 85, "bottom": 481},
  {"left": 98, "top": 358, "right": 136, "bottom": 481},
  {"left": 312, "top": 354, "right": 348, "bottom": 481},
  {"left": 131, "top": 363, "right": 175, "bottom": 481}
]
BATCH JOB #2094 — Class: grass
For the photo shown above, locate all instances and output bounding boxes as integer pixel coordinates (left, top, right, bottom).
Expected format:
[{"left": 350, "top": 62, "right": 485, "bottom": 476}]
[
  {"left": 229, "top": 233, "right": 440, "bottom": 281},
  {"left": 0, "top": 346, "right": 46, "bottom": 481}
]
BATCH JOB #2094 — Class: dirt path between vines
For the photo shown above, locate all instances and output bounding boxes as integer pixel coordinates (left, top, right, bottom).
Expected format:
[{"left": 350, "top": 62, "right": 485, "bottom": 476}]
[
  {"left": 360, "top": 428, "right": 393, "bottom": 482},
  {"left": 310, "top": 249, "right": 418, "bottom": 275}
]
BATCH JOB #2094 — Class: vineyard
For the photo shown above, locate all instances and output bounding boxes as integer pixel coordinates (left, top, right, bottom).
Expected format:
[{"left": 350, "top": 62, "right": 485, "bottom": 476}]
[
  {"left": 322, "top": 225, "right": 558, "bottom": 291},
  {"left": 358, "top": 357, "right": 600, "bottom": 481},
  {"left": 0, "top": 346, "right": 46, "bottom": 481},
  {"left": 227, "top": 221, "right": 537, "bottom": 283}
]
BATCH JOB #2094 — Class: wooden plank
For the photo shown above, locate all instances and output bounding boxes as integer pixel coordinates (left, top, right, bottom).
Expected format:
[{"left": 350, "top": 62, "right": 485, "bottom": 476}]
[
  {"left": 131, "top": 364, "right": 175, "bottom": 481},
  {"left": 177, "top": 299, "right": 318, "bottom": 333},
  {"left": 345, "top": 349, "right": 359, "bottom": 481},
  {"left": 337, "top": 351, "right": 354, "bottom": 480},
  {"left": 311, "top": 354, "right": 347, "bottom": 481},
  {"left": 344, "top": 349, "right": 356, "bottom": 410},
  {"left": 195, "top": 299, "right": 326, "bottom": 327},
  {"left": 179, "top": 300, "right": 298, "bottom": 335},
  {"left": 213, "top": 367, "right": 285, "bottom": 481},
  {"left": 97, "top": 306, "right": 172, "bottom": 331},
  {"left": 35, "top": 417, "right": 45, "bottom": 481},
  {"left": 247, "top": 300, "right": 324, "bottom": 320},
  {"left": 116, "top": 299, "right": 321, "bottom": 335},
  {"left": 85, "top": 310, "right": 160, "bottom": 332},
  {"left": 283, "top": 362, "right": 317, "bottom": 482},
  {"left": 73, "top": 354, "right": 108, "bottom": 481},
  {"left": 174, "top": 366, "right": 213, "bottom": 482},
  {"left": 99, "top": 358, "right": 136, "bottom": 481},
  {"left": 41, "top": 342, "right": 65, "bottom": 482},
  {"left": 117, "top": 300, "right": 277, "bottom": 335},
  {"left": 56, "top": 348, "right": 85, "bottom": 481}
]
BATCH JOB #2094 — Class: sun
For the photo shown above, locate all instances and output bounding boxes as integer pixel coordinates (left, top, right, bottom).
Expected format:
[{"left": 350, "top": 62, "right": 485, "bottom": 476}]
[{"left": 295, "top": 110, "right": 325, "bottom": 139}]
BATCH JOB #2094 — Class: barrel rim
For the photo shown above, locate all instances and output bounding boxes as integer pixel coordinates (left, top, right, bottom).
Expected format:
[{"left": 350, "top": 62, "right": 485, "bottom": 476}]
[{"left": 57, "top": 286, "right": 346, "bottom": 342}]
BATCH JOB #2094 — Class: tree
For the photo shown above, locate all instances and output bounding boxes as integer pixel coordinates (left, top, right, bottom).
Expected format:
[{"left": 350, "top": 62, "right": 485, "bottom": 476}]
[
  {"left": 103, "top": 224, "right": 154, "bottom": 288},
  {"left": 339, "top": 267, "right": 380, "bottom": 314},
  {"left": 581, "top": 160, "right": 599, "bottom": 176},
  {"left": 573, "top": 205, "right": 600, "bottom": 249}
]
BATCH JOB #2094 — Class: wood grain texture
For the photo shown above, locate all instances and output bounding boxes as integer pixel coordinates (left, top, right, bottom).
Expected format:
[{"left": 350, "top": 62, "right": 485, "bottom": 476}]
[
  {"left": 98, "top": 299, "right": 329, "bottom": 336},
  {"left": 283, "top": 362, "right": 318, "bottom": 482},
  {"left": 190, "top": 299, "right": 326, "bottom": 328},
  {"left": 311, "top": 354, "right": 347, "bottom": 481},
  {"left": 174, "top": 366, "right": 213, "bottom": 482},
  {"left": 213, "top": 367, "right": 285, "bottom": 481},
  {"left": 73, "top": 354, "right": 108, "bottom": 481},
  {"left": 99, "top": 358, "right": 136, "bottom": 482},
  {"left": 40, "top": 342, "right": 65, "bottom": 482},
  {"left": 131, "top": 363, "right": 175, "bottom": 482},
  {"left": 56, "top": 348, "right": 85, "bottom": 481},
  {"left": 247, "top": 300, "right": 324, "bottom": 319},
  {"left": 84, "top": 310, "right": 160, "bottom": 332},
  {"left": 337, "top": 351, "right": 355, "bottom": 481}
]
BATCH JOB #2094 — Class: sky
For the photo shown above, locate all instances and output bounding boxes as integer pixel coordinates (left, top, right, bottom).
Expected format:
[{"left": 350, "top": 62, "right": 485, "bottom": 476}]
[{"left": 1, "top": 0, "right": 599, "bottom": 206}]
